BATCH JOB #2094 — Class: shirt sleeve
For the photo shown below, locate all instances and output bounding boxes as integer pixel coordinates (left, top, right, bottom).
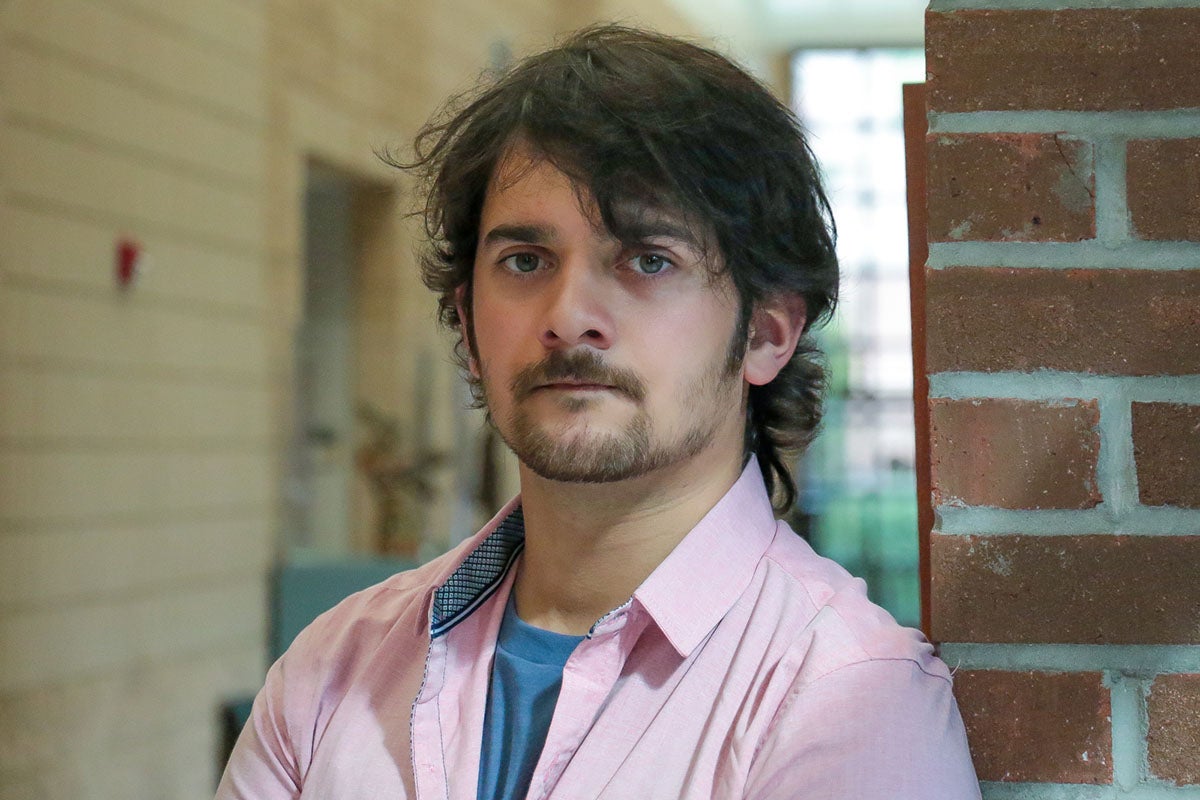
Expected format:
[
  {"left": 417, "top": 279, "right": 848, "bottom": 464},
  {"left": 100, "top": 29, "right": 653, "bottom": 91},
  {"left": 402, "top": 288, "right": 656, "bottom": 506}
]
[
  {"left": 214, "top": 656, "right": 305, "bottom": 800},
  {"left": 743, "top": 658, "right": 981, "bottom": 800}
]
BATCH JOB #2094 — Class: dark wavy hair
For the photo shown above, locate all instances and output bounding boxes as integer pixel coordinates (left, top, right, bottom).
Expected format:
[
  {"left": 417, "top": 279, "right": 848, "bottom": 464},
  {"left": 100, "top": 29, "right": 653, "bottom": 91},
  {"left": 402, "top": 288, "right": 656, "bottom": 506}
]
[{"left": 389, "top": 25, "right": 838, "bottom": 513}]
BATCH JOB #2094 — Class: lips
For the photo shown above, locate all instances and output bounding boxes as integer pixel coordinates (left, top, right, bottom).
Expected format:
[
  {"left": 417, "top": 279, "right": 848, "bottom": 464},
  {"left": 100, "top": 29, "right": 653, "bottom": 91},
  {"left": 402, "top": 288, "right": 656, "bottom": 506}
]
[
  {"left": 510, "top": 350, "right": 647, "bottom": 402},
  {"left": 539, "top": 381, "right": 615, "bottom": 391}
]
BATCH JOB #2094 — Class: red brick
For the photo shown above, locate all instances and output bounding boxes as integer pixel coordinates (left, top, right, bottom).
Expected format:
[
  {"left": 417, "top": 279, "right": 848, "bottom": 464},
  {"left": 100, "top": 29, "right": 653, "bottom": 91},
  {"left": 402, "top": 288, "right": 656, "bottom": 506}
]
[
  {"left": 953, "top": 670, "right": 1110, "bottom": 783},
  {"left": 928, "top": 9, "right": 1200, "bottom": 112},
  {"left": 1128, "top": 139, "right": 1200, "bottom": 241},
  {"left": 931, "top": 534, "right": 1200, "bottom": 645},
  {"left": 1133, "top": 403, "right": 1200, "bottom": 509},
  {"left": 1148, "top": 674, "right": 1200, "bottom": 785},
  {"left": 927, "top": 134, "right": 1094, "bottom": 243},
  {"left": 927, "top": 268, "right": 1200, "bottom": 376},
  {"left": 931, "top": 399, "right": 1100, "bottom": 510}
]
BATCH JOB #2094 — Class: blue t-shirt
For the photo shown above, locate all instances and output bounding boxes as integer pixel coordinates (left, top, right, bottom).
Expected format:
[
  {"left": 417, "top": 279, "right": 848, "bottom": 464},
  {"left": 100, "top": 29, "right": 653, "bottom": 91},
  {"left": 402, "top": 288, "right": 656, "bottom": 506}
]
[{"left": 477, "top": 593, "right": 584, "bottom": 800}]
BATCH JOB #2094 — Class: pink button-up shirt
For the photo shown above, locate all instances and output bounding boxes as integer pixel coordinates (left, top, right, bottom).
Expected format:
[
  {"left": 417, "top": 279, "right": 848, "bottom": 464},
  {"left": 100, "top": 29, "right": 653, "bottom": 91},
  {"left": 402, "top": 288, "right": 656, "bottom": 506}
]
[{"left": 217, "top": 462, "right": 980, "bottom": 799}]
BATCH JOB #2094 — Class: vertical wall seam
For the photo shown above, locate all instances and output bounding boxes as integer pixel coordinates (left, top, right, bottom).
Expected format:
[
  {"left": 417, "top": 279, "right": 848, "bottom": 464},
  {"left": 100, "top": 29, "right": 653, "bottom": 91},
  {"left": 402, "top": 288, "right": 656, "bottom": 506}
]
[
  {"left": 1094, "top": 136, "right": 1130, "bottom": 247},
  {"left": 1097, "top": 389, "right": 1138, "bottom": 519},
  {"left": 1108, "top": 671, "right": 1149, "bottom": 790}
]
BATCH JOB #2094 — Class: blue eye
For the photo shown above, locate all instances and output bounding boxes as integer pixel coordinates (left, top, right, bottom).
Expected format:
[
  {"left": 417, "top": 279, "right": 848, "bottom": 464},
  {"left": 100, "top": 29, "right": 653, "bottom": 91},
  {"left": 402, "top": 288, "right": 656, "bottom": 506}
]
[
  {"left": 501, "top": 253, "right": 542, "bottom": 273},
  {"left": 631, "top": 253, "right": 670, "bottom": 274}
]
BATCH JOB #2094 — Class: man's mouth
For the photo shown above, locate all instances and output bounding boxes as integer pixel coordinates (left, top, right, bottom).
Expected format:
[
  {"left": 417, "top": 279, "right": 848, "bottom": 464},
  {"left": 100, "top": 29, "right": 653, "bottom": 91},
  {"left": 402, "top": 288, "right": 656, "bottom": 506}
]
[
  {"left": 510, "top": 351, "right": 647, "bottom": 402},
  {"left": 537, "top": 380, "right": 616, "bottom": 392}
]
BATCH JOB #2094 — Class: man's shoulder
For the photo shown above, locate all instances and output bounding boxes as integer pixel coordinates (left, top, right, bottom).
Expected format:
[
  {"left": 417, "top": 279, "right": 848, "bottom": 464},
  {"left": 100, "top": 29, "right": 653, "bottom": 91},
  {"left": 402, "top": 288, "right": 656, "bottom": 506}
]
[{"left": 750, "top": 523, "right": 950, "bottom": 685}]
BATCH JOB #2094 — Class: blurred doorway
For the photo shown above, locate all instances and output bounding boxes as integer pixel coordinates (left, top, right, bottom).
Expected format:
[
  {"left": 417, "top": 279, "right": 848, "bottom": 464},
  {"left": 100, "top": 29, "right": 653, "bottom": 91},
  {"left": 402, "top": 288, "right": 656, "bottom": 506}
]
[
  {"left": 286, "top": 165, "right": 359, "bottom": 554},
  {"left": 284, "top": 163, "right": 401, "bottom": 556}
]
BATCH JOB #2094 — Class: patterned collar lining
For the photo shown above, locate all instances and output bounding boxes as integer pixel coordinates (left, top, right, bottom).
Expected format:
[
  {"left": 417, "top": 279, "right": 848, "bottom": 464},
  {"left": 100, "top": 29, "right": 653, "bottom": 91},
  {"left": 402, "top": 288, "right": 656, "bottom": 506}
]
[{"left": 430, "top": 507, "right": 526, "bottom": 638}]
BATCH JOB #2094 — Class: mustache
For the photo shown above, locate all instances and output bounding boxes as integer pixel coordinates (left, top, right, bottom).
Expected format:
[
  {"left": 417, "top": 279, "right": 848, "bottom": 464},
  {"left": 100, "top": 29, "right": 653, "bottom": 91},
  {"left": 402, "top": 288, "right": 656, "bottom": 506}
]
[{"left": 510, "top": 350, "right": 646, "bottom": 402}]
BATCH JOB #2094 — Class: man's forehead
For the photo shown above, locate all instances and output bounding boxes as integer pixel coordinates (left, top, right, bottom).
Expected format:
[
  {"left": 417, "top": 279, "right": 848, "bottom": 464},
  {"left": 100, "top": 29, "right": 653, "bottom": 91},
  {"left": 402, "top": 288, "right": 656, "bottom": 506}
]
[{"left": 486, "top": 140, "right": 706, "bottom": 248}]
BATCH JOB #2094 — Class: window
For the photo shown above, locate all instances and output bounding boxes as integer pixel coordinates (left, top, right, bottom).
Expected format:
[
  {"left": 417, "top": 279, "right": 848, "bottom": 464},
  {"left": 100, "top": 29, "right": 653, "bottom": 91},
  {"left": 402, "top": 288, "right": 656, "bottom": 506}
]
[{"left": 791, "top": 49, "right": 925, "bottom": 626}]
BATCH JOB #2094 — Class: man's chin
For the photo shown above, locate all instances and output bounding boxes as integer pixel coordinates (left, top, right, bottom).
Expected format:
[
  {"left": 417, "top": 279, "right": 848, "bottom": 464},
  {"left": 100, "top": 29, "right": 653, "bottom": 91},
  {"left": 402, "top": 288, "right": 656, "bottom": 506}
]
[
  {"left": 505, "top": 427, "right": 652, "bottom": 484},
  {"left": 524, "top": 461, "right": 635, "bottom": 484},
  {"left": 525, "top": 456, "right": 673, "bottom": 485}
]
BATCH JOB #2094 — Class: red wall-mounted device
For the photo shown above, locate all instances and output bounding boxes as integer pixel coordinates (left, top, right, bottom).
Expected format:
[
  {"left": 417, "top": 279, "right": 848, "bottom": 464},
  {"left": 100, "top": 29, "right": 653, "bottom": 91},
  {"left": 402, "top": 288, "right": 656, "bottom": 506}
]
[{"left": 115, "top": 237, "right": 142, "bottom": 288}]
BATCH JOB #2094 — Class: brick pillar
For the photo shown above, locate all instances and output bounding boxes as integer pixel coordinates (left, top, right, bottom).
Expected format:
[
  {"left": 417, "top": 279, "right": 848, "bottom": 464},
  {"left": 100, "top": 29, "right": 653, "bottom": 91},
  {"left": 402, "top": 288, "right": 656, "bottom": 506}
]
[{"left": 923, "top": 4, "right": 1200, "bottom": 795}]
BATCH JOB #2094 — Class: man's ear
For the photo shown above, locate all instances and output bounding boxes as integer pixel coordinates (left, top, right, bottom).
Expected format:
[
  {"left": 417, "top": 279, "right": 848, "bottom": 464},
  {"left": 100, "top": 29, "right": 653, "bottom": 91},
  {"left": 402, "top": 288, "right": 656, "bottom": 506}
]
[
  {"left": 454, "top": 284, "right": 480, "bottom": 378},
  {"left": 743, "top": 293, "right": 807, "bottom": 386}
]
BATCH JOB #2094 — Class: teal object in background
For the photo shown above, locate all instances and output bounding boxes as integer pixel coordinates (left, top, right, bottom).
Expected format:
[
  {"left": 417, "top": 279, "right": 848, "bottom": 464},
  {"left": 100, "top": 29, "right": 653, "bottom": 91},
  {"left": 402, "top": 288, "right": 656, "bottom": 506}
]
[
  {"left": 796, "top": 328, "right": 922, "bottom": 629},
  {"left": 813, "top": 483, "right": 920, "bottom": 627},
  {"left": 270, "top": 554, "right": 418, "bottom": 660}
]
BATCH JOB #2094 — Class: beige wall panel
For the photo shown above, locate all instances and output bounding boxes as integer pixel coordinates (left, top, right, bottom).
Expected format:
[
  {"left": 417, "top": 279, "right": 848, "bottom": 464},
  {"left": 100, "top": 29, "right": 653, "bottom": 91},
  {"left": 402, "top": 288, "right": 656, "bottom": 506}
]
[
  {"left": 284, "top": 90, "right": 392, "bottom": 179},
  {"left": 273, "top": 57, "right": 394, "bottom": 129},
  {"left": 2, "top": 44, "right": 264, "bottom": 186},
  {"left": 355, "top": 335, "right": 406, "bottom": 410},
  {"left": 107, "top": 0, "right": 266, "bottom": 59},
  {"left": 0, "top": 367, "right": 271, "bottom": 443},
  {"left": 322, "top": 1, "right": 381, "bottom": 63},
  {"left": 381, "top": 81, "right": 432, "bottom": 137},
  {"left": 600, "top": 1, "right": 693, "bottom": 33},
  {"left": 0, "top": 289, "right": 267, "bottom": 375},
  {"left": 0, "top": 775, "right": 41, "bottom": 799},
  {"left": 263, "top": 251, "right": 304, "bottom": 358},
  {"left": 1, "top": 125, "right": 262, "bottom": 251},
  {"left": 338, "top": 56, "right": 396, "bottom": 123},
  {"left": 368, "top": 14, "right": 429, "bottom": 105},
  {"left": 263, "top": 153, "right": 304, "bottom": 263},
  {"left": 0, "top": 579, "right": 266, "bottom": 692},
  {"left": 0, "top": 646, "right": 262, "bottom": 780},
  {"left": 357, "top": 279, "right": 406, "bottom": 316},
  {"left": 395, "top": 213, "right": 431, "bottom": 323},
  {"left": 291, "top": 0, "right": 424, "bottom": 67},
  {"left": 421, "top": 32, "right": 494, "bottom": 98},
  {"left": 361, "top": 125, "right": 415, "bottom": 180},
  {"left": 474, "top": 1, "right": 560, "bottom": 50},
  {"left": 3, "top": 0, "right": 265, "bottom": 123},
  {"left": 132, "top": 719, "right": 224, "bottom": 800},
  {"left": 0, "top": 450, "right": 272, "bottom": 523},
  {"left": 71, "top": 736, "right": 195, "bottom": 800},
  {"left": 0, "top": 0, "right": 276, "bottom": 795},
  {"left": 0, "top": 204, "right": 267, "bottom": 311},
  {"left": 272, "top": 21, "right": 338, "bottom": 98},
  {"left": 0, "top": 652, "right": 262, "bottom": 800},
  {"left": 0, "top": 515, "right": 271, "bottom": 612},
  {"left": 10, "top": 717, "right": 218, "bottom": 800}
]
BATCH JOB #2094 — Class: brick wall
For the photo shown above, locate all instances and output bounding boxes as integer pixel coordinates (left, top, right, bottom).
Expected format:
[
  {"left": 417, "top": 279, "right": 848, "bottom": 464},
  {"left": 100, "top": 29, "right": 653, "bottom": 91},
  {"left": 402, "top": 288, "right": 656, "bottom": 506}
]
[{"left": 924, "top": 2, "right": 1200, "bottom": 797}]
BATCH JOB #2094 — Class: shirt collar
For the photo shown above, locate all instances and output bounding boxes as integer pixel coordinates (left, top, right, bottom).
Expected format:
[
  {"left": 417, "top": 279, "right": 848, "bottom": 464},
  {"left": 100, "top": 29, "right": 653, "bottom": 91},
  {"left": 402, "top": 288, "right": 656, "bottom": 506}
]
[
  {"left": 630, "top": 457, "right": 779, "bottom": 658},
  {"left": 429, "top": 458, "right": 779, "bottom": 652},
  {"left": 429, "top": 498, "right": 526, "bottom": 638}
]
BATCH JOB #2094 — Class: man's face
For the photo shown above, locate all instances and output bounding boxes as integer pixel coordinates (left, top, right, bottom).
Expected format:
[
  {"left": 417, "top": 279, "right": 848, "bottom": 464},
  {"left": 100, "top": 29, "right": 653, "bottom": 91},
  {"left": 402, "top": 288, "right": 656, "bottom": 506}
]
[{"left": 467, "top": 144, "right": 749, "bottom": 485}]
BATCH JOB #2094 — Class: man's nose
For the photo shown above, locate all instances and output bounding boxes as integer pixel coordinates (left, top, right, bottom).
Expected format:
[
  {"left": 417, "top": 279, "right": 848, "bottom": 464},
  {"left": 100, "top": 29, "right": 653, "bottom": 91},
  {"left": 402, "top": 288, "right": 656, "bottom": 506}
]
[{"left": 538, "top": 261, "right": 613, "bottom": 350}]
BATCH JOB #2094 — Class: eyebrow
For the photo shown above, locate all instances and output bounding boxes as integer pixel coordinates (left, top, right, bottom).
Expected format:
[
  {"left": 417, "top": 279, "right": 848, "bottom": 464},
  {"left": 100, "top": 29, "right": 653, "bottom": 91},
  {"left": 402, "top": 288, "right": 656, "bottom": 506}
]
[
  {"left": 480, "top": 215, "right": 704, "bottom": 252},
  {"left": 617, "top": 218, "right": 702, "bottom": 249},
  {"left": 481, "top": 224, "right": 559, "bottom": 247},
  {"left": 609, "top": 202, "right": 705, "bottom": 250}
]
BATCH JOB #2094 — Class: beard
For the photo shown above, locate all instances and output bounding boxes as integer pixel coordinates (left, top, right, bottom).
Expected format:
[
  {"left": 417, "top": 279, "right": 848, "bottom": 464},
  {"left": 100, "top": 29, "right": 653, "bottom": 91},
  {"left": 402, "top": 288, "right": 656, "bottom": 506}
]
[{"left": 484, "top": 343, "right": 743, "bottom": 484}]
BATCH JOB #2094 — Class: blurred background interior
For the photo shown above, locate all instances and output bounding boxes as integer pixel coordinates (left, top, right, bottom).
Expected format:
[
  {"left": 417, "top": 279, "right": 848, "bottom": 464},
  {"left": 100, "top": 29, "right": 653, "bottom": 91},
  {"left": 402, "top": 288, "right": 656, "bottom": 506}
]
[{"left": 0, "top": 0, "right": 928, "bottom": 796}]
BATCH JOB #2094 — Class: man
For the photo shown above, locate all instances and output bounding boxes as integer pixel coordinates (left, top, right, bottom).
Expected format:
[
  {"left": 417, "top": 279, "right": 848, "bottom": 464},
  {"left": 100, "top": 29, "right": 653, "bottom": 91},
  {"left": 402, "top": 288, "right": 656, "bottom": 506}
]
[{"left": 218, "top": 25, "right": 980, "bottom": 799}]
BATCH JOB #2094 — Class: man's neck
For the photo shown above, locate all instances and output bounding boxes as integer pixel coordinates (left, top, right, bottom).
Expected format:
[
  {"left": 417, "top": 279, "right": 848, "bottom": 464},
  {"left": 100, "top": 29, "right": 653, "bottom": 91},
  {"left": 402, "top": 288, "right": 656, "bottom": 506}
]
[{"left": 511, "top": 450, "right": 746, "bottom": 635}]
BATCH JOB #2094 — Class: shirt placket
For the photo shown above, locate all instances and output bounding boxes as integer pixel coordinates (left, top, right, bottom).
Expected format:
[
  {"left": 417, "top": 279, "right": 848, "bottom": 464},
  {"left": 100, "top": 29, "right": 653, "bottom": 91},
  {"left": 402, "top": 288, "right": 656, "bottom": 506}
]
[
  {"left": 523, "top": 608, "right": 646, "bottom": 800},
  {"left": 411, "top": 628, "right": 450, "bottom": 800}
]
